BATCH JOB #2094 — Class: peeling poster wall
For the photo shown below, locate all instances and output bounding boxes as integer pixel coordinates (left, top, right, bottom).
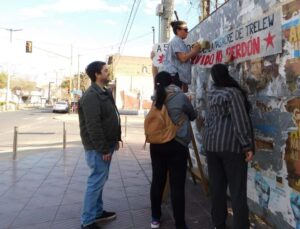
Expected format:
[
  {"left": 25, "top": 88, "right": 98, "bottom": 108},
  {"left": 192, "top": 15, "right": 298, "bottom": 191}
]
[{"left": 186, "top": 0, "right": 300, "bottom": 228}]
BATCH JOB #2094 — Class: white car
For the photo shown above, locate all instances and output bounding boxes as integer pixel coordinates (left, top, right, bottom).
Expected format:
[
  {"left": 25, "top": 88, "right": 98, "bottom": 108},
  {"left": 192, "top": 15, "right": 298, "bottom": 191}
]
[{"left": 53, "top": 101, "right": 69, "bottom": 113}]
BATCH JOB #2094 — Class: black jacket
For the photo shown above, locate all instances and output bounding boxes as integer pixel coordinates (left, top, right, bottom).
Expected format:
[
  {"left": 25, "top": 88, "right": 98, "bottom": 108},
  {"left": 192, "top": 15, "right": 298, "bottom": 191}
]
[{"left": 78, "top": 82, "right": 121, "bottom": 154}]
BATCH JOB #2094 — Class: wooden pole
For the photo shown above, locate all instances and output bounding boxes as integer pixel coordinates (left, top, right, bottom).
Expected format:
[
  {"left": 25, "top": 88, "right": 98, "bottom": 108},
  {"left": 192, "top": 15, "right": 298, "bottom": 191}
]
[
  {"left": 13, "top": 126, "right": 18, "bottom": 160},
  {"left": 124, "top": 116, "right": 127, "bottom": 138},
  {"left": 189, "top": 123, "right": 209, "bottom": 195},
  {"left": 63, "top": 122, "right": 66, "bottom": 149}
]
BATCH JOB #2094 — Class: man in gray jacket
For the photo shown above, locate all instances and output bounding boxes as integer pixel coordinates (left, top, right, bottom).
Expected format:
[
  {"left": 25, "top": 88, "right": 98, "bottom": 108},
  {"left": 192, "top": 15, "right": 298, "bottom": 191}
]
[{"left": 79, "top": 61, "right": 121, "bottom": 229}]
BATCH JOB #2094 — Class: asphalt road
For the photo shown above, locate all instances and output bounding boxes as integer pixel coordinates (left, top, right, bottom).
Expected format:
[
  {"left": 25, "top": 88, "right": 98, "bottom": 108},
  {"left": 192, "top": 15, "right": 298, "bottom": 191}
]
[{"left": 0, "top": 108, "right": 81, "bottom": 154}]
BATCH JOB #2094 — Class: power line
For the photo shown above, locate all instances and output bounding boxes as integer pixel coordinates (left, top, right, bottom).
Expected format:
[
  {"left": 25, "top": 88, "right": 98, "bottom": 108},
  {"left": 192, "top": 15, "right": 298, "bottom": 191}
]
[
  {"left": 118, "top": 0, "right": 138, "bottom": 53},
  {"left": 120, "top": 0, "right": 142, "bottom": 55},
  {"left": 113, "top": 0, "right": 142, "bottom": 68},
  {"left": 76, "top": 31, "right": 152, "bottom": 56},
  {"left": 34, "top": 46, "right": 70, "bottom": 59}
]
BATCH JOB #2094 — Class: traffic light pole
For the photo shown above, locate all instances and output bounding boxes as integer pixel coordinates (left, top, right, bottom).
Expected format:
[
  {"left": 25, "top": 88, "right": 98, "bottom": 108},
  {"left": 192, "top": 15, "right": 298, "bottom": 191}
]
[
  {"left": 69, "top": 45, "right": 73, "bottom": 105},
  {"left": 77, "top": 54, "right": 81, "bottom": 91}
]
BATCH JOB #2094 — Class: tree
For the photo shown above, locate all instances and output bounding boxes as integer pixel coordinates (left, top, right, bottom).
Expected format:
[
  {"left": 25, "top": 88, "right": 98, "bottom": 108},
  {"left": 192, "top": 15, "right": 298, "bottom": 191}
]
[
  {"left": 79, "top": 73, "right": 90, "bottom": 92},
  {"left": 11, "top": 79, "right": 36, "bottom": 92},
  {"left": 61, "top": 79, "right": 70, "bottom": 89},
  {"left": 0, "top": 72, "right": 8, "bottom": 89}
]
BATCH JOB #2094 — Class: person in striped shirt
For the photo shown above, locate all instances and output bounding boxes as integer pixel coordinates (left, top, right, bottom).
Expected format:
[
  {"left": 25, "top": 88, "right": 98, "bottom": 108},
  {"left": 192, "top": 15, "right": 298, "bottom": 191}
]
[{"left": 204, "top": 63, "right": 254, "bottom": 229}]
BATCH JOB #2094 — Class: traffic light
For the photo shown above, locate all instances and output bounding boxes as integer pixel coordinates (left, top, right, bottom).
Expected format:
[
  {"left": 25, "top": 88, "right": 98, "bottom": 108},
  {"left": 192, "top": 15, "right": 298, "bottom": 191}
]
[
  {"left": 26, "top": 41, "right": 32, "bottom": 53},
  {"left": 67, "top": 88, "right": 70, "bottom": 94}
]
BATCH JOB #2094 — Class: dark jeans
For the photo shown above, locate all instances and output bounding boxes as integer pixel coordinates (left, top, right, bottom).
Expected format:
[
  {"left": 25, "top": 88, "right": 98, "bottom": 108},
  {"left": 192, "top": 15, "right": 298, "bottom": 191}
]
[
  {"left": 150, "top": 140, "right": 188, "bottom": 229},
  {"left": 207, "top": 151, "right": 250, "bottom": 229}
]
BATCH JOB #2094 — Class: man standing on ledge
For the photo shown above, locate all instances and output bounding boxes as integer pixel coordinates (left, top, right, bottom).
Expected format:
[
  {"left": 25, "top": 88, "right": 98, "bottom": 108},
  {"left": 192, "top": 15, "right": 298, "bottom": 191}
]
[{"left": 79, "top": 61, "right": 121, "bottom": 229}]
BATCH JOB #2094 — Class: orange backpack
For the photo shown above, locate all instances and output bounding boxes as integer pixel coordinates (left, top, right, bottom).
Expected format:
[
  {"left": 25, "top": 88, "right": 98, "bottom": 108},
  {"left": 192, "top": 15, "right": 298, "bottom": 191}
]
[{"left": 144, "top": 103, "right": 184, "bottom": 144}]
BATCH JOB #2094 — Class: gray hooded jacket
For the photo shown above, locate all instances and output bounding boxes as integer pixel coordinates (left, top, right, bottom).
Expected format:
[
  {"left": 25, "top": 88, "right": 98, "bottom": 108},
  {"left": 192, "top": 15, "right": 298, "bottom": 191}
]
[{"left": 164, "top": 85, "right": 197, "bottom": 146}]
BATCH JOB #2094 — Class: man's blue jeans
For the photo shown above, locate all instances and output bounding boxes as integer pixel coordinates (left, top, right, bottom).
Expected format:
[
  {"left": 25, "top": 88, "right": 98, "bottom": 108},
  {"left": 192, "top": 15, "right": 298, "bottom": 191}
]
[{"left": 81, "top": 146, "right": 115, "bottom": 226}]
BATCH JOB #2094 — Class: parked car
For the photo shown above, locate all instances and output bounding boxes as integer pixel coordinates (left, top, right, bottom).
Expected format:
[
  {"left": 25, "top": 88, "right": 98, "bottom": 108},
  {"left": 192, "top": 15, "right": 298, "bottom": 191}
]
[{"left": 53, "top": 101, "right": 69, "bottom": 113}]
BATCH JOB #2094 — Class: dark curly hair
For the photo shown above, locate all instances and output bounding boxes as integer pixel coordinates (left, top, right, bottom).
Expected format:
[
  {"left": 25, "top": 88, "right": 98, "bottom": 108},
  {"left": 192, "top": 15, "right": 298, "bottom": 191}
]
[
  {"left": 85, "top": 61, "right": 106, "bottom": 82},
  {"left": 170, "top": 20, "right": 187, "bottom": 35}
]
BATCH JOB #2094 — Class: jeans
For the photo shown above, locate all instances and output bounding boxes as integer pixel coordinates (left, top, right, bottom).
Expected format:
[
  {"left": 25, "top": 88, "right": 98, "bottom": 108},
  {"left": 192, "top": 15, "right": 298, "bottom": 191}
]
[
  {"left": 207, "top": 151, "right": 249, "bottom": 229},
  {"left": 150, "top": 140, "right": 188, "bottom": 229},
  {"left": 81, "top": 145, "right": 115, "bottom": 226}
]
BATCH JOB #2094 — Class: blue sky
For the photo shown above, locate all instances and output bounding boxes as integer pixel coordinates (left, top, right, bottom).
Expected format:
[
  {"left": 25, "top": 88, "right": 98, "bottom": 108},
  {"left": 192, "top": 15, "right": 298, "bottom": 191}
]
[{"left": 0, "top": 0, "right": 202, "bottom": 84}]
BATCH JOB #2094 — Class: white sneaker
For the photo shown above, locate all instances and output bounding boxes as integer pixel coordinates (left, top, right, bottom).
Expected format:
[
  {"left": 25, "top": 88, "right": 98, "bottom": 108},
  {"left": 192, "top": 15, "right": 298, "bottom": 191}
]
[{"left": 151, "top": 219, "right": 160, "bottom": 228}]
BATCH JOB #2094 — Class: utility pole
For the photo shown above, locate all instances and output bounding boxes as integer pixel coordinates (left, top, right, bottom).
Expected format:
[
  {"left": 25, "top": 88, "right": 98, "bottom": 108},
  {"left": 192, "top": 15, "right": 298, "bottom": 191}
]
[
  {"left": 77, "top": 54, "right": 80, "bottom": 91},
  {"left": 0, "top": 27, "right": 22, "bottom": 43},
  {"left": 159, "top": 0, "right": 174, "bottom": 43},
  {"left": 48, "top": 82, "right": 54, "bottom": 104},
  {"left": 0, "top": 27, "right": 22, "bottom": 110},
  {"left": 201, "top": 0, "right": 210, "bottom": 21},
  {"left": 69, "top": 45, "right": 73, "bottom": 103}
]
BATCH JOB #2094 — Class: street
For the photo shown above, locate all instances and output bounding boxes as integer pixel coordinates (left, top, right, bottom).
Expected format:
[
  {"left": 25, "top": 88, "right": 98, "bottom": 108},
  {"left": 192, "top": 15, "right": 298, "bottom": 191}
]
[{"left": 0, "top": 108, "right": 81, "bottom": 154}]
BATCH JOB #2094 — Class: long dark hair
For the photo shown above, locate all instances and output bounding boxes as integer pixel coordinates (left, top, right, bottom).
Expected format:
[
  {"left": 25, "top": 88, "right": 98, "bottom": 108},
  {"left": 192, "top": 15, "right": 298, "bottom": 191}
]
[
  {"left": 154, "top": 71, "right": 173, "bottom": 110},
  {"left": 211, "top": 64, "right": 251, "bottom": 113}
]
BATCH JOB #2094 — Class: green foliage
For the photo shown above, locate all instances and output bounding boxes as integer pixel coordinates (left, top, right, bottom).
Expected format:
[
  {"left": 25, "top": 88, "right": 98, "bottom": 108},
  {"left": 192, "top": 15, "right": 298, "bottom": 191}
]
[
  {"left": 0, "top": 72, "right": 8, "bottom": 89},
  {"left": 61, "top": 79, "right": 70, "bottom": 89}
]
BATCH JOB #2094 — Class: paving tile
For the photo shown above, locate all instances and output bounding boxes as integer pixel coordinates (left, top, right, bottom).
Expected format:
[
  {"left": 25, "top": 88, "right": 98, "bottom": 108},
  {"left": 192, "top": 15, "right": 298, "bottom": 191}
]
[
  {"left": 11, "top": 206, "right": 58, "bottom": 227},
  {"left": 12, "top": 221, "right": 52, "bottom": 229},
  {"left": 103, "top": 188, "right": 126, "bottom": 199},
  {"left": 103, "top": 198, "right": 131, "bottom": 212},
  {"left": 61, "top": 190, "right": 83, "bottom": 205},
  {"left": 125, "top": 185, "right": 150, "bottom": 198},
  {"left": 0, "top": 212, "right": 18, "bottom": 229},
  {"left": 123, "top": 177, "right": 150, "bottom": 187},
  {"left": 128, "top": 195, "right": 150, "bottom": 210},
  {"left": 24, "top": 194, "right": 64, "bottom": 209},
  {"left": 66, "top": 182, "right": 86, "bottom": 193},
  {"left": 131, "top": 208, "right": 151, "bottom": 228},
  {"left": 51, "top": 218, "right": 81, "bottom": 229},
  {"left": 54, "top": 203, "right": 81, "bottom": 221}
]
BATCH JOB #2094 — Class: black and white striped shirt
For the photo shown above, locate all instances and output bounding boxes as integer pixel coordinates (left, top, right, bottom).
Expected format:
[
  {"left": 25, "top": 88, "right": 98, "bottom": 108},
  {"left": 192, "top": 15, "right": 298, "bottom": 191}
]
[{"left": 204, "top": 86, "right": 253, "bottom": 153}]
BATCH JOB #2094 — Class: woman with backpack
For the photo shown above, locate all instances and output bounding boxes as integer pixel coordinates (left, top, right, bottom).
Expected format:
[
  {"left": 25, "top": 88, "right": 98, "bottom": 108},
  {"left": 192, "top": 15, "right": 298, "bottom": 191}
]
[
  {"left": 148, "top": 71, "right": 196, "bottom": 229},
  {"left": 204, "top": 63, "right": 254, "bottom": 229}
]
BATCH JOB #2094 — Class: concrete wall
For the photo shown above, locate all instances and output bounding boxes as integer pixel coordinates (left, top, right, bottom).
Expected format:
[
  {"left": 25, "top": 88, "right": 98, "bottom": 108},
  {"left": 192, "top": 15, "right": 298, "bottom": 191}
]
[
  {"left": 187, "top": 0, "right": 300, "bottom": 228},
  {"left": 115, "top": 75, "right": 153, "bottom": 110}
]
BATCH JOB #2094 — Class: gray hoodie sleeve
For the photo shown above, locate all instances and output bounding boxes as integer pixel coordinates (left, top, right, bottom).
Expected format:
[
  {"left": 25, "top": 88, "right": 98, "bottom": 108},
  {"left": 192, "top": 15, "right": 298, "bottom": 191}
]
[{"left": 182, "top": 94, "right": 197, "bottom": 121}]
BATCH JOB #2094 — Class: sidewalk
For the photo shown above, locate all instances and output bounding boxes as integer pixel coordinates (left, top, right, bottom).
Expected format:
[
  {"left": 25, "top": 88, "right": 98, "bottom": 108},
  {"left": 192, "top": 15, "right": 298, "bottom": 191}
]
[{"left": 0, "top": 115, "right": 270, "bottom": 229}]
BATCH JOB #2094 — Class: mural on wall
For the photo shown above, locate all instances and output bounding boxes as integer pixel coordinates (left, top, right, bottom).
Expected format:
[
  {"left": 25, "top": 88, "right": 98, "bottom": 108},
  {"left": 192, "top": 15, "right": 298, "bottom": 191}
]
[{"left": 186, "top": 0, "right": 300, "bottom": 228}]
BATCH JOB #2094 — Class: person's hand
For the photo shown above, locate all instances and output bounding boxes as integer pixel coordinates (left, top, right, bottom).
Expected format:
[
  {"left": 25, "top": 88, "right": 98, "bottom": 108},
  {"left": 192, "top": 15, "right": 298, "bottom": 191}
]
[
  {"left": 103, "top": 153, "right": 112, "bottom": 161},
  {"left": 225, "top": 53, "right": 235, "bottom": 64},
  {"left": 150, "top": 51, "right": 155, "bottom": 60},
  {"left": 245, "top": 150, "right": 254, "bottom": 162},
  {"left": 191, "top": 42, "right": 201, "bottom": 53}
]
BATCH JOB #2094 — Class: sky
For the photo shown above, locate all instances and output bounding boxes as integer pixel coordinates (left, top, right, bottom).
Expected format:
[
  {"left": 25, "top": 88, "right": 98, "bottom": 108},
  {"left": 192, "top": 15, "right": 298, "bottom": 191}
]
[{"left": 0, "top": 0, "right": 204, "bottom": 85}]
